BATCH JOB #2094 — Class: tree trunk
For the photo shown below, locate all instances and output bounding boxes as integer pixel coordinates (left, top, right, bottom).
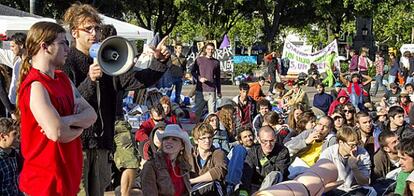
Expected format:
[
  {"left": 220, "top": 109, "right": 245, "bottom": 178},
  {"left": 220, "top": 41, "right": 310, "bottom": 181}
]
[{"left": 247, "top": 46, "right": 252, "bottom": 56}]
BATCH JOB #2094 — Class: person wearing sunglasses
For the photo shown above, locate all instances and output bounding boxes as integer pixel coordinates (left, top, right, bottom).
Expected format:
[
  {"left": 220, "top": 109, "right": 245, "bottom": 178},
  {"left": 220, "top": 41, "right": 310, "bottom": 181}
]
[
  {"left": 331, "top": 110, "right": 346, "bottom": 133},
  {"left": 62, "top": 3, "right": 170, "bottom": 195},
  {"left": 135, "top": 103, "right": 170, "bottom": 143},
  {"left": 320, "top": 126, "right": 374, "bottom": 195}
]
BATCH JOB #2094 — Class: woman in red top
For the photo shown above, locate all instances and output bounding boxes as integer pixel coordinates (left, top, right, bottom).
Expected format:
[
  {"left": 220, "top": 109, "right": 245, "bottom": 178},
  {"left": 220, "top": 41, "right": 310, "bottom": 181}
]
[
  {"left": 17, "top": 22, "right": 97, "bottom": 195},
  {"left": 141, "top": 124, "right": 193, "bottom": 195},
  {"left": 160, "top": 96, "right": 181, "bottom": 125}
]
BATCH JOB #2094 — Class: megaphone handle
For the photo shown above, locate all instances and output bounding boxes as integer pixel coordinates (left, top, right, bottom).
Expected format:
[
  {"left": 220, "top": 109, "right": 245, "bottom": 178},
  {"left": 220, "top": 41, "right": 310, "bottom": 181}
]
[{"left": 94, "top": 58, "right": 98, "bottom": 64}]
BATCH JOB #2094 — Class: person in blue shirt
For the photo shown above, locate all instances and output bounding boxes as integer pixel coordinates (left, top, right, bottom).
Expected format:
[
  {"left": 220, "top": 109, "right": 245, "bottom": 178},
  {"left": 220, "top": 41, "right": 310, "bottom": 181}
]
[{"left": 313, "top": 83, "right": 333, "bottom": 115}]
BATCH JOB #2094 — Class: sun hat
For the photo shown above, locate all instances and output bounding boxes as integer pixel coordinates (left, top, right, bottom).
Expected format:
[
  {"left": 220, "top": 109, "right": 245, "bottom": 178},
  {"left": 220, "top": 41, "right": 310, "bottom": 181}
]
[
  {"left": 216, "top": 98, "right": 235, "bottom": 109},
  {"left": 158, "top": 124, "right": 193, "bottom": 155}
]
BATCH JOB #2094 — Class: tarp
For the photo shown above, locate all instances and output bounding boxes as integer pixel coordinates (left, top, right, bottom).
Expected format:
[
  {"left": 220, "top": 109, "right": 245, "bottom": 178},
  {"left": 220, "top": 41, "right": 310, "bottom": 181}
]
[
  {"left": 282, "top": 40, "right": 339, "bottom": 74},
  {"left": 0, "top": 15, "right": 56, "bottom": 36},
  {"left": 100, "top": 14, "right": 153, "bottom": 42}
]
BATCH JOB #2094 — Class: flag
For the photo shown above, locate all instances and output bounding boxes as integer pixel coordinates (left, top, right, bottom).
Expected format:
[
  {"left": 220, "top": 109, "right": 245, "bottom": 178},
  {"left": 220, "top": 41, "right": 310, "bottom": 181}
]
[{"left": 219, "top": 34, "right": 230, "bottom": 49}]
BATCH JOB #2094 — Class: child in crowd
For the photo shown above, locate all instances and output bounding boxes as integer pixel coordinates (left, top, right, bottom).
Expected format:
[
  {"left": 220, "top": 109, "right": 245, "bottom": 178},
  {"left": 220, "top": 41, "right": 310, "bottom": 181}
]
[{"left": 0, "top": 118, "right": 21, "bottom": 195}]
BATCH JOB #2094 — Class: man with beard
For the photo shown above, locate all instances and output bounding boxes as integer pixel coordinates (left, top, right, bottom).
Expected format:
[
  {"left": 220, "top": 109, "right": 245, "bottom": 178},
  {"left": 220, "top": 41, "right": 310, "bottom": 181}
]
[
  {"left": 355, "top": 111, "right": 382, "bottom": 157},
  {"left": 285, "top": 116, "right": 336, "bottom": 161},
  {"left": 313, "top": 83, "right": 333, "bottom": 115},
  {"left": 225, "top": 127, "right": 255, "bottom": 195},
  {"left": 285, "top": 116, "right": 337, "bottom": 178}
]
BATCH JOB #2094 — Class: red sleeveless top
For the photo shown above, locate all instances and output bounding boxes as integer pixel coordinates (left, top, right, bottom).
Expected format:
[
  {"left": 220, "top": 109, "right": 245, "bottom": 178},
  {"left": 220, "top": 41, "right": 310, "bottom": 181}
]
[{"left": 18, "top": 68, "right": 82, "bottom": 196}]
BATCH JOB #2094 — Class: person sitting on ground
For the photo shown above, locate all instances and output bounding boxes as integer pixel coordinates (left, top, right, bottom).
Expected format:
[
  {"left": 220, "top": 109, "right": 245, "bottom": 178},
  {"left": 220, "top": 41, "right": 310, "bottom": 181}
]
[
  {"left": 287, "top": 104, "right": 305, "bottom": 134},
  {"left": 399, "top": 90, "right": 413, "bottom": 117},
  {"left": 233, "top": 82, "right": 257, "bottom": 127},
  {"left": 217, "top": 102, "right": 238, "bottom": 144},
  {"left": 331, "top": 110, "right": 346, "bottom": 133},
  {"left": 372, "top": 131, "right": 400, "bottom": 183},
  {"left": 160, "top": 96, "right": 182, "bottom": 125},
  {"left": 0, "top": 118, "right": 21, "bottom": 195},
  {"left": 339, "top": 72, "right": 372, "bottom": 111},
  {"left": 282, "top": 80, "right": 309, "bottom": 108},
  {"left": 248, "top": 76, "right": 266, "bottom": 101},
  {"left": 405, "top": 83, "right": 414, "bottom": 102},
  {"left": 307, "top": 63, "right": 320, "bottom": 87},
  {"left": 189, "top": 123, "right": 228, "bottom": 195},
  {"left": 355, "top": 111, "right": 382, "bottom": 158},
  {"left": 394, "top": 138, "right": 414, "bottom": 195},
  {"left": 239, "top": 126, "right": 290, "bottom": 195},
  {"left": 320, "top": 126, "right": 374, "bottom": 195},
  {"left": 252, "top": 99, "right": 271, "bottom": 135},
  {"left": 283, "top": 111, "right": 317, "bottom": 143},
  {"left": 204, "top": 113, "right": 231, "bottom": 154},
  {"left": 331, "top": 82, "right": 343, "bottom": 100},
  {"left": 272, "top": 82, "right": 288, "bottom": 109},
  {"left": 313, "top": 83, "right": 333, "bottom": 115},
  {"left": 328, "top": 89, "right": 349, "bottom": 116},
  {"left": 384, "top": 83, "right": 401, "bottom": 106},
  {"left": 225, "top": 127, "right": 255, "bottom": 195},
  {"left": 343, "top": 103, "right": 357, "bottom": 127},
  {"left": 262, "top": 111, "right": 290, "bottom": 143},
  {"left": 285, "top": 116, "right": 336, "bottom": 168},
  {"left": 135, "top": 103, "right": 170, "bottom": 143},
  {"left": 141, "top": 124, "right": 193, "bottom": 195},
  {"left": 381, "top": 105, "right": 413, "bottom": 139}
]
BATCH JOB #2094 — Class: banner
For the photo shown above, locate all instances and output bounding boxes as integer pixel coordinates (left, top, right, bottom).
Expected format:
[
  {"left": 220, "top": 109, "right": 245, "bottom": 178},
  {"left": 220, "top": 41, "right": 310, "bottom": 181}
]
[
  {"left": 282, "top": 40, "right": 339, "bottom": 75},
  {"left": 186, "top": 47, "right": 234, "bottom": 73}
]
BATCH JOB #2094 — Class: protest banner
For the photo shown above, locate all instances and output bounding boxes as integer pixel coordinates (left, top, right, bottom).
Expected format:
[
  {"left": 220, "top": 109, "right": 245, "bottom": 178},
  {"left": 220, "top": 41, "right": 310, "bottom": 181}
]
[{"left": 282, "top": 40, "right": 339, "bottom": 75}]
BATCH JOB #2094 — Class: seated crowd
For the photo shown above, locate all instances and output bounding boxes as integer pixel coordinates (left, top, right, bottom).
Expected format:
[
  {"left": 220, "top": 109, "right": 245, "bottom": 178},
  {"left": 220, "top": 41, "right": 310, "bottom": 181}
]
[{"left": 3, "top": 80, "right": 414, "bottom": 196}]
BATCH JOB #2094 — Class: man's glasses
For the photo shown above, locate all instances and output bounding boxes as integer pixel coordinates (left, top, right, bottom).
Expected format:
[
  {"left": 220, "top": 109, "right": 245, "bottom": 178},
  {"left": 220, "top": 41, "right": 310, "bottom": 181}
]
[
  {"left": 77, "top": 25, "right": 101, "bottom": 34},
  {"left": 260, "top": 139, "right": 275, "bottom": 145},
  {"left": 198, "top": 136, "right": 213, "bottom": 141},
  {"left": 345, "top": 142, "right": 359, "bottom": 149}
]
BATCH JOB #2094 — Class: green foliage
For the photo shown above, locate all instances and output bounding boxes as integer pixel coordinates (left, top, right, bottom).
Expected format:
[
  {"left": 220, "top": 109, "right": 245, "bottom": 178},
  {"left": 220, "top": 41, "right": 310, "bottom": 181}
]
[
  {"left": 234, "top": 62, "right": 258, "bottom": 77},
  {"left": 373, "top": 0, "right": 414, "bottom": 49}
]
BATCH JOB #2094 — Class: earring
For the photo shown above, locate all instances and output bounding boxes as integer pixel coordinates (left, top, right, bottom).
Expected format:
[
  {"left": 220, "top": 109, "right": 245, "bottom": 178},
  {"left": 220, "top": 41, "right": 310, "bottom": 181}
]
[{"left": 180, "top": 150, "right": 183, "bottom": 155}]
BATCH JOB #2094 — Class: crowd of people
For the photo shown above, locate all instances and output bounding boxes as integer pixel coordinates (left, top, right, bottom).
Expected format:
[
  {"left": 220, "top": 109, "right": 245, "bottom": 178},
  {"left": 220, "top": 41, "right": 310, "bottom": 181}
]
[{"left": 0, "top": 2, "right": 414, "bottom": 196}]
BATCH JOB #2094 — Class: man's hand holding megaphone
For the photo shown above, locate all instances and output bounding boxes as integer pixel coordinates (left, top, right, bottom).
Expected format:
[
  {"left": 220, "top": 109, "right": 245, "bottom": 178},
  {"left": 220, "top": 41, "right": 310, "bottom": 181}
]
[{"left": 88, "top": 35, "right": 170, "bottom": 81}]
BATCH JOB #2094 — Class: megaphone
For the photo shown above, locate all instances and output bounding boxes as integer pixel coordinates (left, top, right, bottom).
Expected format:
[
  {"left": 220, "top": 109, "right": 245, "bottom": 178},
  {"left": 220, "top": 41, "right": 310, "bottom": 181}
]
[{"left": 89, "top": 36, "right": 136, "bottom": 76}]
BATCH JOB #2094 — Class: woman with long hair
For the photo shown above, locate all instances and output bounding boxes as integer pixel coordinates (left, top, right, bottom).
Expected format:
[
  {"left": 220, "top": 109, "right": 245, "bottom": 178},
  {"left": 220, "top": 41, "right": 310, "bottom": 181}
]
[
  {"left": 287, "top": 104, "right": 305, "bottom": 131},
  {"left": 17, "top": 22, "right": 96, "bottom": 195},
  {"left": 217, "top": 104, "right": 237, "bottom": 141},
  {"left": 342, "top": 103, "right": 356, "bottom": 127},
  {"left": 331, "top": 110, "right": 346, "bottom": 133},
  {"left": 141, "top": 124, "right": 193, "bottom": 195}
]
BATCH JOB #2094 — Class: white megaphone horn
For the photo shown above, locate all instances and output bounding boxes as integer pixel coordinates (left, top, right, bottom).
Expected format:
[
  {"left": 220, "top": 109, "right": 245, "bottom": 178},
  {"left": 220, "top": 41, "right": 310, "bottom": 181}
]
[{"left": 89, "top": 36, "right": 136, "bottom": 76}]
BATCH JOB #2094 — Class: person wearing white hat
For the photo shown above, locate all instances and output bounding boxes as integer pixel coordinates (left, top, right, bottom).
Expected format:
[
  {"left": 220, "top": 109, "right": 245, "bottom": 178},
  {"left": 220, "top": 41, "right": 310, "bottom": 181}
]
[{"left": 141, "top": 124, "right": 193, "bottom": 195}]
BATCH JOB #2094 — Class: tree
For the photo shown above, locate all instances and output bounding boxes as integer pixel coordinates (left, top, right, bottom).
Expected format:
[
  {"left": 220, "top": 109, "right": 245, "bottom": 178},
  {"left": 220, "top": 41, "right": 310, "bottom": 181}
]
[
  {"left": 373, "top": 0, "right": 414, "bottom": 48},
  {"left": 119, "top": 0, "right": 190, "bottom": 38},
  {"left": 229, "top": 17, "right": 263, "bottom": 55},
  {"left": 254, "top": 0, "right": 316, "bottom": 52}
]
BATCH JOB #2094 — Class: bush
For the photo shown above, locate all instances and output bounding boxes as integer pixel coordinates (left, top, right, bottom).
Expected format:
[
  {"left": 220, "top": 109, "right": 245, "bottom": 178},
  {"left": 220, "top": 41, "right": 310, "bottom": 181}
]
[{"left": 234, "top": 62, "right": 258, "bottom": 77}]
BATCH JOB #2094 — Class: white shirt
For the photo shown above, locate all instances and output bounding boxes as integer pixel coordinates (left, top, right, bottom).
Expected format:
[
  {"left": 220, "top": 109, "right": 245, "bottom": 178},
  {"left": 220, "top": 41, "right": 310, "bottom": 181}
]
[
  {"left": 319, "top": 144, "right": 371, "bottom": 191},
  {"left": 0, "top": 48, "right": 20, "bottom": 104}
]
